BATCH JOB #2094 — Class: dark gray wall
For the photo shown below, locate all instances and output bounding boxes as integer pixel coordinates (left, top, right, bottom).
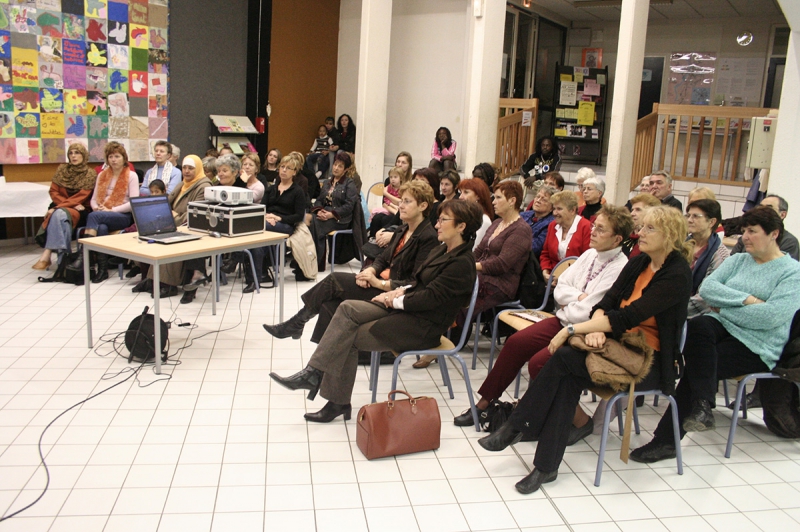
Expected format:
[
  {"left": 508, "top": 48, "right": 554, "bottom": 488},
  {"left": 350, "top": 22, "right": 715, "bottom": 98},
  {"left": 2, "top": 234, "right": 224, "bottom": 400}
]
[{"left": 168, "top": 0, "right": 249, "bottom": 159}]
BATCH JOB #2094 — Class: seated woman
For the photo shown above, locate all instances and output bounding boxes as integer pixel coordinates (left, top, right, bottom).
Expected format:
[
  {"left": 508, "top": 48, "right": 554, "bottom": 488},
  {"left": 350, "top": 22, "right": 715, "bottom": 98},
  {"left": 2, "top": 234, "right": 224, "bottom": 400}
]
[
  {"left": 429, "top": 126, "right": 457, "bottom": 173},
  {"left": 521, "top": 135, "right": 561, "bottom": 178},
  {"left": 312, "top": 152, "right": 360, "bottom": 271},
  {"left": 454, "top": 205, "right": 632, "bottom": 425},
  {"left": 34, "top": 143, "right": 96, "bottom": 277},
  {"left": 472, "top": 163, "right": 496, "bottom": 190},
  {"left": 623, "top": 193, "right": 661, "bottom": 257},
  {"left": 202, "top": 156, "right": 218, "bottom": 185},
  {"left": 264, "top": 180, "right": 437, "bottom": 341},
  {"left": 413, "top": 181, "right": 531, "bottom": 369},
  {"left": 439, "top": 169, "right": 460, "bottom": 203},
  {"left": 336, "top": 114, "right": 356, "bottom": 154},
  {"left": 686, "top": 199, "right": 730, "bottom": 318},
  {"left": 261, "top": 148, "right": 282, "bottom": 185},
  {"left": 216, "top": 153, "right": 245, "bottom": 189},
  {"left": 242, "top": 153, "right": 308, "bottom": 293},
  {"left": 413, "top": 168, "right": 441, "bottom": 225},
  {"left": 577, "top": 177, "right": 605, "bottom": 222},
  {"left": 75, "top": 142, "right": 139, "bottom": 282},
  {"left": 457, "top": 178, "right": 493, "bottom": 249},
  {"left": 478, "top": 206, "right": 692, "bottom": 494},
  {"left": 240, "top": 152, "right": 266, "bottom": 202},
  {"left": 521, "top": 185, "right": 556, "bottom": 258},
  {"left": 540, "top": 191, "right": 592, "bottom": 284},
  {"left": 268, "top": 200, "right": 482, "bottom": 423},
  {"left": 631, "top": 206, "right": 800, "bottom": 463},
  {"left": 574, "top": 167, "right": 597, "bottom": 208}
]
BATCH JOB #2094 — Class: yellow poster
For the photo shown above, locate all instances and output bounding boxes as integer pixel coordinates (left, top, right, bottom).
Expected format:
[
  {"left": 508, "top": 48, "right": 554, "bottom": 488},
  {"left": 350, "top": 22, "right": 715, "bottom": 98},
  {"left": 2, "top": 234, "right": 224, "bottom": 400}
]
[
  {"left": 41, "top": 113, "right": 66, "bottom": 138},
  {"left": 577, "top": 101, "right": 596, "bottom": 126},
  {"left": 560, "top": 74, "right": 573, "bottom": 82}
]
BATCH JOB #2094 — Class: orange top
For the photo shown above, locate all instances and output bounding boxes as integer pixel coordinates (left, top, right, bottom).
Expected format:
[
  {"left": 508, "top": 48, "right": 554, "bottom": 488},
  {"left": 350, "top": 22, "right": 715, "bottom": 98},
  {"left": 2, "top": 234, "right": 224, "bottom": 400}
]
[
  {"left": 379, "top": 231, "right": 409, "bottom": 280},
  {"left": 620, "top": 266, "right": 660, "bottom": 351}
]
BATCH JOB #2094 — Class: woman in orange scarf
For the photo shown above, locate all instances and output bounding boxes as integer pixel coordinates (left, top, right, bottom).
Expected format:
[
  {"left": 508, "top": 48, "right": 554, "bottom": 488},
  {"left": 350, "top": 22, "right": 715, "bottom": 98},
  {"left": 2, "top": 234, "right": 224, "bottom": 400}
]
[{"left": 78, "top": 142, "right": 140, "bottom": 282}]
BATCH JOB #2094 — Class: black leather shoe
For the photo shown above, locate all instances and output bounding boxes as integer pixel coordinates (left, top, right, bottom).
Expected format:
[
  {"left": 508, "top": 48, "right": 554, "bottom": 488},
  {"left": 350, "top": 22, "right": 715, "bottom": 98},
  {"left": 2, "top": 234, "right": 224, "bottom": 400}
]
[
  {"left": 454, "top": 407, "right": 487, "bottom": 427},
  {"left": 180, "top": 290, "right": 195, "bottom": 304},
  {"left": 629, "top": 440, "right": 677, "bottom": 463},
  {"left": 132, "top": 278, "right": 153, "bottom": 293},
  {"left": 304, "top": 401, "right": 352, "bottom": 423},
  {"left": 125, "top": 265, "right": 141, "bottom": 278},
  {"left": 566, "top": 419, "right": 593, "bottom": 446},
  {"left": 682, "top": 399, "right": 715, "bottom": 432},
  {"left": 243, "top": 282, "right": 256, "bottom": 294},
  {"left": 478, "top": 420, "right": 522, "bottom": 452},
  {"left": 269, "top": 366, "right": 323, "bottom": 400},
  {"left": 155, "top": 285, "right": 178, "bottom": 298},
  {"left": 515, "top": 468, "right": 557, "bottom": 494},
  {"left": 221, "top": 259, "right": 237, "bottom": 274},
  {"left": 91, "top": 267, "right": 109, "bottom": 283}
]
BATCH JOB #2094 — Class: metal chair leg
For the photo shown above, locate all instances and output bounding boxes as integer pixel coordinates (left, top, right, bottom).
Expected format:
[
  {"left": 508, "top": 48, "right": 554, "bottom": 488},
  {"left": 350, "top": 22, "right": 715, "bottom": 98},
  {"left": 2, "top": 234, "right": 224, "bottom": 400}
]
[
  {"left": 439, "top": 356, "right": 454, "bottom": 399},
  {"left": 472, "top": 312, "right": 482, "bottom": 370}
]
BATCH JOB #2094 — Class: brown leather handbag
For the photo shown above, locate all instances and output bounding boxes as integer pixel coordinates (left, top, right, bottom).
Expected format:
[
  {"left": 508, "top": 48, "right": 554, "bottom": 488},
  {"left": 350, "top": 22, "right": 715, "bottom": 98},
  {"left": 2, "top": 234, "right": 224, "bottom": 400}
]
[{"left": 356, "top": 390, "right": 441, "bottom": 460}]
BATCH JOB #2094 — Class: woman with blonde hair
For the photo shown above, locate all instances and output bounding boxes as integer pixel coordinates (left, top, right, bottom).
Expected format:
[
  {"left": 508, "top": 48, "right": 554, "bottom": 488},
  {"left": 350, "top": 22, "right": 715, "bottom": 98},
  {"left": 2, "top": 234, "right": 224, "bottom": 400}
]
[
  {"left": 479, "top": 206, "right": 692, "bottom": 494},
  {"left": 240, "top": 151, "right": 266, "bottom": 202}
]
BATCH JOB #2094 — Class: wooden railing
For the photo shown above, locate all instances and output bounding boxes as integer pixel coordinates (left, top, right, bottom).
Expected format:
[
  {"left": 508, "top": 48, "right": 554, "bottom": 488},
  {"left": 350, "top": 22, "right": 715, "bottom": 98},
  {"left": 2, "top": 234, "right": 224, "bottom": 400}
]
[
  {"left": 631, "top": 103, "right": 771, "bottom": 189},
  {"left": 496, "top": 98, "right": 538, "bottom": 179}
]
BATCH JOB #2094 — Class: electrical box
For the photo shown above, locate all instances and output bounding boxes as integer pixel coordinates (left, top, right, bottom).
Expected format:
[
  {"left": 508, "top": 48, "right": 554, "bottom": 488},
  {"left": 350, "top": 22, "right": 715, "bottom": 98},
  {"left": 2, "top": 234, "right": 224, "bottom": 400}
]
[{"left": 746, "top": 117, "right": 778, "bottom": 169}]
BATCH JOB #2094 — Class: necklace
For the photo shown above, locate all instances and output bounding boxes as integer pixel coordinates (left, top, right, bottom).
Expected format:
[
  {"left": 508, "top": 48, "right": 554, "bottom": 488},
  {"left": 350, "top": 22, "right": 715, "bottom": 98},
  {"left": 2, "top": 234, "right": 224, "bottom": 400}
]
[
  {"left": 582, "top": 250, "right": 621, "bottom": 290},
  {"left": 490, "top": 216, "right": 519, "bottom": 242}
]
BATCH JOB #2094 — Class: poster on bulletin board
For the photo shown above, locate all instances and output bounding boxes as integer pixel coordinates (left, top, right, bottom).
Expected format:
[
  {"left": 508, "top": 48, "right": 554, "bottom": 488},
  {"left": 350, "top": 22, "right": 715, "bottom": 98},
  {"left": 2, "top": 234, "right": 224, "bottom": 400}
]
[{"left": 0, "top": 0, "right": 170, "bottom": 164}]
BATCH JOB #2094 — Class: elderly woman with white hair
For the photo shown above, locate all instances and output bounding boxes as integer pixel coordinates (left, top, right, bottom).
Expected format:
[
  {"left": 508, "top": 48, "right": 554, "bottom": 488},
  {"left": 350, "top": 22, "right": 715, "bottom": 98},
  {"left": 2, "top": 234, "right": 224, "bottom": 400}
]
[
  {"left": 574, "top": 167, "right": 596, "bottom": 208},
  {"left": 578, "top": 176, "right": 605, "bottom": 222}
]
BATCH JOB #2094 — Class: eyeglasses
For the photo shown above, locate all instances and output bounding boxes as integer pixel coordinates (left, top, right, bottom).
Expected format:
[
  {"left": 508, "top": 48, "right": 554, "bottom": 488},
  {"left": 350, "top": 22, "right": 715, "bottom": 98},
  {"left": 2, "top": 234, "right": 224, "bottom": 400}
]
[
  {"left": 591, "top": 224, "right": 610, "bottom": 235},
  {"left": 399, "top": 199, "right": 416, "bottom": 206},
  {"left": 437, "top": 217, "right": 455, "bottom": 225},
  {"left": 638, "top": 225, "right": 660, "bottom": 235},
  {"left": 684, "top": 213, "right": 707, "bottom": 221}
]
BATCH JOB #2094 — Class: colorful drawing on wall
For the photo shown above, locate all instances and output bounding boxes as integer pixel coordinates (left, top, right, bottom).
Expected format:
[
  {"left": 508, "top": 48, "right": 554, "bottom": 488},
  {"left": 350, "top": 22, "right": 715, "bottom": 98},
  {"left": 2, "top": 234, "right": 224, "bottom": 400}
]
[{"left": 0, "top": 1, "right": 168, "bottom": 163}]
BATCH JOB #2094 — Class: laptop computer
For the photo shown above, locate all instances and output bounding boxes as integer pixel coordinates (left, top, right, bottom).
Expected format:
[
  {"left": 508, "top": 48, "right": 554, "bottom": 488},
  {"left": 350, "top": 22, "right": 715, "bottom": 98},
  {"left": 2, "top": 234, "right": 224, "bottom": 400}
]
[{"left": 130, "top": 196, "right": 203, "bottom": 244}]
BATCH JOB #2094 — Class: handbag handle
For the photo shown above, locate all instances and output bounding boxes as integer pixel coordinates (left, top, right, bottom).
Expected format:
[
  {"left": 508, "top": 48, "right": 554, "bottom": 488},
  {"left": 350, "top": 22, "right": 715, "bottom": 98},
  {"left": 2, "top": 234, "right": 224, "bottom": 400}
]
[{"left": 387, "top": 390, "right": 415, "bottom": 408}]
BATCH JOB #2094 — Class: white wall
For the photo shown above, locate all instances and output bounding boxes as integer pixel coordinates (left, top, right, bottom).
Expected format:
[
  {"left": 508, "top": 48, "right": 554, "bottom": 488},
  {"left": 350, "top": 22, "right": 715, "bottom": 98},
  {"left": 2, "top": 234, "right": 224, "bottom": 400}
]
[{"left": 335, "top": 0, "right": 362, "bottom": 123}]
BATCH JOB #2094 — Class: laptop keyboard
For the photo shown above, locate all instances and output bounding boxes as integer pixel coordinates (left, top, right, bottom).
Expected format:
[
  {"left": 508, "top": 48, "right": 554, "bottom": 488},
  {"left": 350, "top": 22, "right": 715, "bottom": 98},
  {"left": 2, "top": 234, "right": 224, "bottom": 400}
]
[{"left": 147, "top": 232, "right": 186, "bottom": 240}]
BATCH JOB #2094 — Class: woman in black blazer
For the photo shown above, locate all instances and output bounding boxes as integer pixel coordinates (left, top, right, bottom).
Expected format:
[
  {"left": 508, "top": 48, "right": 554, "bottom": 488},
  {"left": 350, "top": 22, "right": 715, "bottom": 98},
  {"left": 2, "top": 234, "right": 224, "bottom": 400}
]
[
  {"left": 312, "top": 152, "right": 360, "bottom": 270},
  {"left": 269, "top": 199, "right": 483, "bottom": 423},
  {"left": 264, "top": 181, "right": 439, "bottom": 342},
  {"left": 478, "top": 206, "right": 692, "bottom": 495}
]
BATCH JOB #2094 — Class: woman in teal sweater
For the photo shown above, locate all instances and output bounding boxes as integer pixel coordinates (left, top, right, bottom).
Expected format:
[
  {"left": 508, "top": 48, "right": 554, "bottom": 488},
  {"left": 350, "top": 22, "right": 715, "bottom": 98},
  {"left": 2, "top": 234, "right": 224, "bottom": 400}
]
[{"left": 632, "top": 206, "right": 800, "bottom": 464}]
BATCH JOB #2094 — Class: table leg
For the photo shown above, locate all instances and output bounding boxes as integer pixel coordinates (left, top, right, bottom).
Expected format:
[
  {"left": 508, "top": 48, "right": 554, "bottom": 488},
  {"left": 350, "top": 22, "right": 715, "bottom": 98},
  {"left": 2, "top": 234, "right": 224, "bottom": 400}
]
[
  {"left": 211, "top": 254, "right": 217, "bottom": 316},
  {"left": 153, "top": 261, "right": 162, "bottom": 374},
  {"left": 279, "top": 239, "right": 285, "bottom": 322},
  {"left": 23, "top": 217, "right": 29, "bottom": 245},
  {"left": 84, "top": 245, "right": 93, "bottom": 348}
]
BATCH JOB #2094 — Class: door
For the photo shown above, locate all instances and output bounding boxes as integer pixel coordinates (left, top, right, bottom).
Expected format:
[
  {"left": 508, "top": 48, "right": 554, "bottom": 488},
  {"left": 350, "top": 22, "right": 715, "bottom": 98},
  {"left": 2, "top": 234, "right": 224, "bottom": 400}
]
[
  {"left": 763, "top": 58, "right": 785, "bottom": 108},
  {"left": 639, "top": 56, "right": 664, "bottom": 119},
  {"left": 500, "top": 7, "right": 536, "bottom": 99}
]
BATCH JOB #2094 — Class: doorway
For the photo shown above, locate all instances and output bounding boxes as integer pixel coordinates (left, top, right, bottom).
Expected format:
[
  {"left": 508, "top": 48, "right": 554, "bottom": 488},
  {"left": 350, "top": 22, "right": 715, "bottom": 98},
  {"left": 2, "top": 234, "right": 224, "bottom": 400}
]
[
  {"left": 639, "top": 56, "right": 665, "bottom": 119},
  {"left": 501, "top": 6, "right": 536, "bottom": 100}
]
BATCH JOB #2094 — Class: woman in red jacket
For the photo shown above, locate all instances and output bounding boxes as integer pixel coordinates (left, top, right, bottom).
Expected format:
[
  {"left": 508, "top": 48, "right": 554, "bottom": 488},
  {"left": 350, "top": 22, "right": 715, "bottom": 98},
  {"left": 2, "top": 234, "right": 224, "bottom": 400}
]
[{"left": 539, "top": 190, "right": 592, "bottom": 282}]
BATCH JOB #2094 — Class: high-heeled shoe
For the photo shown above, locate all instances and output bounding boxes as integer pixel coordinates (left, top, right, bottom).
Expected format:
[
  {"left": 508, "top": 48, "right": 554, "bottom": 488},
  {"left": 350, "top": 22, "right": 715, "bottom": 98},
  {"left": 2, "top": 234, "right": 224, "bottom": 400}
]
[
  {"left": 186, "top": 274, "right": 209, "bottom": 288},
  {"left": 269, "top": 366, "right": 323, "bottom": 400},
  {"left": 180, "top": 290, "right": 196, "bottom": 304},
  {"left": 263, "top": 307, "right": 314, "bottom": 339},
  {"left": 477, "top": 420, "right": 522, "bottom": 451},
  {"left": 243, "top": 282, "right": 256, "bottom": 294},
  {"left": 412, "top": 355, "right": 436, "bottom": 369},
  {"left": 32, "top": 259, "right": 51, "bottom": 270},
  {"left": 304, "top": 401, "right": 352, "bottom": 423}
]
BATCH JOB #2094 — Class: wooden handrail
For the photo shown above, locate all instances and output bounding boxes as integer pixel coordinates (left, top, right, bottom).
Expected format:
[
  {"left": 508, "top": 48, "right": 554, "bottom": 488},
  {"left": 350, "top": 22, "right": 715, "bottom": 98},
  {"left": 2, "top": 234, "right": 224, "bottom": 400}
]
[
  {"left": 632, "top": 102, "right": 772, "bottom": 188},
  {"left": 496, "top": 99, "right": 539, "bottom": 180}
]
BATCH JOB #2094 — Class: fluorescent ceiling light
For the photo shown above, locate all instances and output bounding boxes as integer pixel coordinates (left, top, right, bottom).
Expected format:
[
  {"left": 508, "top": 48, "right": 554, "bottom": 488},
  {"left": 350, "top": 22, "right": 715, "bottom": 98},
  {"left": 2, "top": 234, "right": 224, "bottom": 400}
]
[{"left": 574, "top": 0, "right": 674, "bottom": 7}]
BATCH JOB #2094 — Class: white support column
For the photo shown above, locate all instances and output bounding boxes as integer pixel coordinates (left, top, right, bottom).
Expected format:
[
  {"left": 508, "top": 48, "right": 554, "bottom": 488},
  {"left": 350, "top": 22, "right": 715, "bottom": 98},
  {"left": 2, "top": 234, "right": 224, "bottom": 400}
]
[
  {"left": 768, "top": 0, "right": 800, "bottom": 235},
  {"left": 604, "top": 0, "right": 650, "bottom": 205},
  {"left": 354, "top": 0, "right": 392, "bottom": 188},
  {"left": 462, "top": 0, "right": 505, "bottom": 172}
]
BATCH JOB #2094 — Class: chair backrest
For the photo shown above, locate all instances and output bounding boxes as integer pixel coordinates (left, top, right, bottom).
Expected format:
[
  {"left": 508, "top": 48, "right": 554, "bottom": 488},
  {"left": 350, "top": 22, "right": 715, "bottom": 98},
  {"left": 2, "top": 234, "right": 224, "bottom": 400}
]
[
  {"left": 366, "top": 182, "right": 385, "bottom": 212},
  {"left": 679, "top": 321, "right": 687, "bottom": 352},
  {"left": 453, "top": 278, "right": 481, "bottom": 350},
  {"left": 536, "top": 256, "right": 578, "bottom": 311}
]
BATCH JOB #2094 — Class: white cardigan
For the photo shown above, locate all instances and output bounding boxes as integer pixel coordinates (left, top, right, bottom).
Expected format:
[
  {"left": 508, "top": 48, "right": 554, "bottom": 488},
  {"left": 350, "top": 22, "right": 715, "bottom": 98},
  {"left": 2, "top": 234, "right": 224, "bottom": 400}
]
[{"left": 553, "top": 247, "right": 628, "bottom": 325}]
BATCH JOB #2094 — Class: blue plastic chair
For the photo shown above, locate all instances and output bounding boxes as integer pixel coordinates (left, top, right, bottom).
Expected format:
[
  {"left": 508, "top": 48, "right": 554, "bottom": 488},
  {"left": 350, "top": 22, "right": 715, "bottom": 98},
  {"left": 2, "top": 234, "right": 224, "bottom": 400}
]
[{"left": 369, "top": 278, "right": 482, "bottom": 431}]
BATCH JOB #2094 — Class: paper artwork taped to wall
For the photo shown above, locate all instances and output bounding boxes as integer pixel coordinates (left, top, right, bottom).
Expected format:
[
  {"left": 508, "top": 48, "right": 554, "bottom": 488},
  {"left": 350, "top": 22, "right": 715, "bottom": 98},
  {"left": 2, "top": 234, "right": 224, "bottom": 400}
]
[{"left": 0, "top": 0, "right": 169, "bottom": 163}]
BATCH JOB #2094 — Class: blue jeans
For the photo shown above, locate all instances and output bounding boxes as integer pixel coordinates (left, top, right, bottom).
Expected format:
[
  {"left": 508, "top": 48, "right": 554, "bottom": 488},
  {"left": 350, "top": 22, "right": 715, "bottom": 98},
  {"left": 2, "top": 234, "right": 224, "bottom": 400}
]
[
  {"left": 86, "top": 211, "right": 132, "bottom": 236},
  {"left": 305, "top": 153, "right": 330, "bottom": 176}
]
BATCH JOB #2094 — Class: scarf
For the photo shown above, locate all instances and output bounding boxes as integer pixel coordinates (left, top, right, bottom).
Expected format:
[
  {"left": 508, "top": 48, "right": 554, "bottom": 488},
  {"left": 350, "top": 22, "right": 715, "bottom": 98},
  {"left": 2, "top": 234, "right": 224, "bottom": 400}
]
[
  {"left": 691, "top": 232, "right": 721, "bottom": 295},
  {"left": 149, "top": 159, "right": 175, "bottom": 187},
  {"left": 179, "top": 155, "right": 205, "bottom": 196},
  {"left": 95, "top": 166, "right": 131, "bottom": 209},
  {"left": 52, "top": 143, "right": 96, "bottom": 191}
]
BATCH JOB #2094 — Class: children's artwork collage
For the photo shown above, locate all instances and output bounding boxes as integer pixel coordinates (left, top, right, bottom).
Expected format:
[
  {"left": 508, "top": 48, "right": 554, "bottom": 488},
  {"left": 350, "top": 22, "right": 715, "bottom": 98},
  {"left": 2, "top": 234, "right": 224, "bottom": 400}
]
[{"left": 0, "top": 0, "right": 169, "bottom": 164}]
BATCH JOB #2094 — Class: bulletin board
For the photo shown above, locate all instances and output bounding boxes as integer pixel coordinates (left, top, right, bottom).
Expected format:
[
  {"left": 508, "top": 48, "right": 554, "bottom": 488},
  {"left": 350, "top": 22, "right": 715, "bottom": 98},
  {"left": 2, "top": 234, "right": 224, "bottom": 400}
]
[
  {"left": 0, "top": 0, "right": 169, "bottom": 165},
  {"left": 667, "top": 52, "right": 716, "bottom": 106}
]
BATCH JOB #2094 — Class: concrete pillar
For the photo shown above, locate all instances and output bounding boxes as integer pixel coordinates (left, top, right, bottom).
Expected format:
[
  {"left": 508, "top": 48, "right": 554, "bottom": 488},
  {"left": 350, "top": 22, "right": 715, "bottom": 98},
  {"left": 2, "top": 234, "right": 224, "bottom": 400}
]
[
  {"left": 462, "top": 0, "right": 506, "bottom": 172},
  {"left": 603, "top": 0, "right": 650, "bottom": 205},
  {"left": 354, "top": 0, "right": 392, "bottom": 188},
  {"left": 769, "top": 1, "right": 800, "bottom": 235}
]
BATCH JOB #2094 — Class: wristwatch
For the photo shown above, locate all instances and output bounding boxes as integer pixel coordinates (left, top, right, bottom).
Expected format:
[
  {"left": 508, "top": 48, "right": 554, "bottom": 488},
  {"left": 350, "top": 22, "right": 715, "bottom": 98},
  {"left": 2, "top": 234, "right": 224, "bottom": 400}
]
[{"left": 567, "top": 324, "right": 575, "bottom": 336}]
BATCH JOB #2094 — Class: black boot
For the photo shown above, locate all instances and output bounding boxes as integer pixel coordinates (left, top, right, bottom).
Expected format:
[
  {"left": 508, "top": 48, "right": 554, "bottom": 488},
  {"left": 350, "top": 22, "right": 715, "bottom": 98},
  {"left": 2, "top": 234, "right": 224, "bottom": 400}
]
[
  {"left": 180, "top": 289, "right": 196, "bottom": 304},
  {"left": 221, "top": 258, "right": 237, "bottom": 274},
  {"left": 682, "top": 399, "right": 715, "bottom": 432},
  {"left": 92, "top": 253, "right": 110, "bottom": 283},
  {"left": 125, "top": 264, "right": 141, "bottom": 278},
  {"left": 477, "top": 419, "right": 522, "bottom": 451},
  {"left": 269, "top": 366, "right": 323, "bottom": 400},
  {"left": 132, "top": 278, "right": 153, "bottom": 293},
  {"left": 262, "top": 307, "right": 315, "bottom": 339},
  {"left": 304, "top": 401, "right": 352, "bottom": 423}
]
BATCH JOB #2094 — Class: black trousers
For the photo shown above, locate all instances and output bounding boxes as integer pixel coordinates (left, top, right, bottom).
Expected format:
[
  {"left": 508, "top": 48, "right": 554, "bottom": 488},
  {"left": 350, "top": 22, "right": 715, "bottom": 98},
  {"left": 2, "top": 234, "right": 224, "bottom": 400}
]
[
  {"left": 652, "top": 315, "right": 768, "bottom": 443},
  {"left": 300, "top": 272, "right": 382, "bottom": 343}
]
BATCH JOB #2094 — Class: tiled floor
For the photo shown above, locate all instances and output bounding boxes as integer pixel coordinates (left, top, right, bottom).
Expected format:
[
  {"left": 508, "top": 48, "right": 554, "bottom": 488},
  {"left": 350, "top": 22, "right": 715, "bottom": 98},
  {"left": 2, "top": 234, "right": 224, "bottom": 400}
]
[{"left": 1, "top": 243, "right": 800, "bottom": 532}]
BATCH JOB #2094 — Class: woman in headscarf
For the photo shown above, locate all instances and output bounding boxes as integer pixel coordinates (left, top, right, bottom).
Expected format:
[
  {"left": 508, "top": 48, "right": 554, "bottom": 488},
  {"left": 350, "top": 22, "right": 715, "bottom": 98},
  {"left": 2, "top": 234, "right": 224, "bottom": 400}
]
[{"left": 35, "top": 143, "right": 97, "bottom": 281}]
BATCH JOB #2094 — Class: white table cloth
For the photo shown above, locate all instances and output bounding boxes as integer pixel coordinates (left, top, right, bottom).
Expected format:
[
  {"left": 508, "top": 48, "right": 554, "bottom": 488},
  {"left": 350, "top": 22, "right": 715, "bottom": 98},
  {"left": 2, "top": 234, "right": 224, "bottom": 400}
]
[{"left": 0, "top": 182, "right": 52, "bottom": 218}]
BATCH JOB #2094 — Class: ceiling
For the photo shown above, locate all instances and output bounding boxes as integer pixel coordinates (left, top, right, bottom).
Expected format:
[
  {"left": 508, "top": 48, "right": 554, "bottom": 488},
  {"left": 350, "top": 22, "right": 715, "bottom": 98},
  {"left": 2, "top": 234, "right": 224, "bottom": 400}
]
[{"left": 529, "top": 0, "right": 785, "bottom": 22}]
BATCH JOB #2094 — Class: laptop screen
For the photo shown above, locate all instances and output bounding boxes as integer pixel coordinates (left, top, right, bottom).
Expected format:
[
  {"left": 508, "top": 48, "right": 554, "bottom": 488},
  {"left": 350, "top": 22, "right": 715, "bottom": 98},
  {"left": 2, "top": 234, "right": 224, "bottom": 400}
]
[{"left": 130, "top": 195, "right": 178, "bottom": 236}]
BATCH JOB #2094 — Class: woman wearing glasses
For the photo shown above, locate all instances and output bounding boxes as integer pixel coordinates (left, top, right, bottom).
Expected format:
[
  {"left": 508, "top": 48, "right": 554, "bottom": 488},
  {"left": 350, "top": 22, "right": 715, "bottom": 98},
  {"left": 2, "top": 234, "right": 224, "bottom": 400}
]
[
  {"left": 685, "top": 199, "right": 730, "bottom": 318},
  {"left": 478, "top": 206, "right": 692, "bottom": 494},
  {"left": 263, "top": 181, "right": 438, "bottom": 342},
  {"left": 269, "top": 200, "right": 482, "bottom": 423}
]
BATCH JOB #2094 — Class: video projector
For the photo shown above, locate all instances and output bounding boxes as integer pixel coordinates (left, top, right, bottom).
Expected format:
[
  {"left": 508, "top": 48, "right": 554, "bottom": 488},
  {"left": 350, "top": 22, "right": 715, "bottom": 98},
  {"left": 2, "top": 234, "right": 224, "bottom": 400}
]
[{"left": 204, "top": 186, "right": 254, "bottom": 205}]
